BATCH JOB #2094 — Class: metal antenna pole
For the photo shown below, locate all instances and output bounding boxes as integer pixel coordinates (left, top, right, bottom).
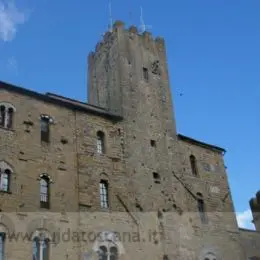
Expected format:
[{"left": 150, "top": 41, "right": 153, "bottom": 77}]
[
  {"left": 109, "top": 1, "right": 113, "bottom": 32},
  {"left": 140, "top": 6, "right": 146, "bottom": 33}
]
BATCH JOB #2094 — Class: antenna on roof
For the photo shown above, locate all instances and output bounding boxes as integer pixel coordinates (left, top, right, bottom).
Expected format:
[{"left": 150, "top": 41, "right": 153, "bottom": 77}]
[
  {"left": 108, "top": 1, "right": 113, "bottom": 32},
  {"left": 140, "top": 6, "right": 145, "bottom": 33},
  {"left": 139, "top": 6, "right": 152, "bottom": 33}
]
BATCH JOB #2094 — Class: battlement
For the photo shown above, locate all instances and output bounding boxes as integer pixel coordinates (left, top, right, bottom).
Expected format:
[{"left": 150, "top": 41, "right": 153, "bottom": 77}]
[
  {"left": 90, "top": 20, "right": 166, "bottom": 56},
  {"left": 250, "top": 191, "right": 260, "bottom": 212}
]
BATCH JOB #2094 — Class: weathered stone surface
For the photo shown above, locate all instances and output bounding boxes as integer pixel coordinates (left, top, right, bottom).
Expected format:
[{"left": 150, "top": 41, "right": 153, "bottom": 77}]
[{"left": 0, "top": 21, "right": 259, "bottom": 259}]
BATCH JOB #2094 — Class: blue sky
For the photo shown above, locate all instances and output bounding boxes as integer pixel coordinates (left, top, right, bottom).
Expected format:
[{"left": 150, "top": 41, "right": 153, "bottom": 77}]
[{"left": 0, "top": 0, "right": 259, "bottom": 229}]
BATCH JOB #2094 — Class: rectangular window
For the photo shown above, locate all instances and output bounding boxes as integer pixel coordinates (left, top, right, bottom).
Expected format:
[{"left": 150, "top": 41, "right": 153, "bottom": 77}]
[
  {"left": 0, "top": 106, "right": 5, "bottom": 127},
  {"left": 0, "top": 233, "right": 5, "bottom": 260},
  {"left": 0, "top": 170, "right": 10, "bottom": 192},
  {"left": 41, "top": 118, "right": 50, "bottom": 143},
  {"left": 97, "top": 131, "right": 105, "bottom": 154},
  {"left": 40, "top": 177, "right": 50, "bottom": 209},
  {"left": 100, "top": 180, "right": 109, "bottom": 209},
  {"left": 143, "top": 67, "right": 148, "bottom": 81}
]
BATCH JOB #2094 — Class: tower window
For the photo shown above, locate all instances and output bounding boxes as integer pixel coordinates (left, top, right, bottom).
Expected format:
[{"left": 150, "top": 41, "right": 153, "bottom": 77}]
[
  {"left": 100, "top": 180, "right": 109, "bottom": 209},
  {"left": 150, "top": 140, "right": 156, "bottom": 147},
  {"left": 97, "top": 131, "right": 105, "bottom": 154},
  {"left": 153, "top": 172, "right": 161, "bottom": 184},
  {"left": 40, "top": 176, "right": 50, "bottom": 209},
  {"left": 143, "top": 67, "right": 149, "bottom": 81},
  {"left": 190, "top": 155, "right": 198, "bottom": 176},
  {"left": 197, "top": 193, "right": 207, "bottom": 224},
  {"left": 40, "top": 116, "right": 50, "bottom": 143}
]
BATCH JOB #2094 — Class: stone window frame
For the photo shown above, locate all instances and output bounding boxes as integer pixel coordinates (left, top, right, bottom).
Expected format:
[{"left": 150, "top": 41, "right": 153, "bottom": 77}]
[
  {"left": 40, "top": 115, "right": 52, "bottom": 143},
  {"left": 0, "top": 217, "right": 15, "bottom": 260},
  {"left": 37, "top": 174, "right": 53, "bottom": 209},
  {"left": 0, "top": 102, "right": 16, "bottom": 130},
  {"left": 202, "top": 252, "right": 217, "bottom": 260},
  {"left": 32, "top": 229, "right": 52, "bottom": 260},
  {"left": 97, "top": 131, "right": 106, "bottom": 154},
  {"left": 200, "top": 247, "right": 220, "bottom": 260},
  {"left": 100, "top": 179, "right": 109, "bottom": 209},
  {"left": 190, "top": 155, "right": 199, "bottom": 177},
  {"left": 92, "top": 231, "right": 124, "bottom": 260},
  {"left": 0, "top": 161, "right": 13, "bottom": 193}
]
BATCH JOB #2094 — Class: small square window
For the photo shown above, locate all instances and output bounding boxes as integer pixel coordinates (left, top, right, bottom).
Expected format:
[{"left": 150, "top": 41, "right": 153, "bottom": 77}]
[
  {"left": 143, "top": 67, "right": 148, "bottom": 81},
  {"left": 153, "top": 172, "right": 161, "bottom": 184},
  {"left": 150, "top": 140, "right": 156, "bottom": 147}
]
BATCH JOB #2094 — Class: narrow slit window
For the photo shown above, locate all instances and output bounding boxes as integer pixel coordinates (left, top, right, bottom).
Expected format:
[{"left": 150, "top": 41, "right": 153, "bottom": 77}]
[
  {"left": 100, "top": 180, "right": 109, "bottom": 209},
  {"left": 143, "top": 67, "right": 149, "bottom": 81},
  {"left": 190, "top": 155, "right": 198, "bottom": 176},
  {"left": 197, "top": 193, "right": 207, "bottom": 224}
]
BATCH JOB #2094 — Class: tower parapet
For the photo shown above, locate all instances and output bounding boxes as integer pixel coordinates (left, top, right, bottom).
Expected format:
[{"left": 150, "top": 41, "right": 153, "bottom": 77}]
[
  {"left": 249, "top": 191, "right": 260, "bottom": 231},
  {"left": 87, "top": 20, "right": 173, "bottom": 122},
  {"left": 90, "top": 20, "right": 166, "bottom": 62}
]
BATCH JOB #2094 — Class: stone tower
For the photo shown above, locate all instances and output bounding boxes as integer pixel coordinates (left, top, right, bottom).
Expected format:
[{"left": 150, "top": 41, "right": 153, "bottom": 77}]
[
  {"left": 88, "top": 21, "right": 188, "bottom": 259},
  {"left": 88, "top": 20, "right": 176, "bottom": 135},
  {"left": 250, "top": 191, "right": 260, "bottom": 231},
  {"left": 87, "top": 20, "right": 184, "bottom": 206}
]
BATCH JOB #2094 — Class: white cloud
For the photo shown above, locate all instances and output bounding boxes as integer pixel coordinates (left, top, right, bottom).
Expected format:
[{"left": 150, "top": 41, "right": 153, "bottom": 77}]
[
  {"left": 0, "top": 1, "right": 27, "bottom": 42},
  {"left": 236, "top": 209, "right": 255, "bottom": 230}
]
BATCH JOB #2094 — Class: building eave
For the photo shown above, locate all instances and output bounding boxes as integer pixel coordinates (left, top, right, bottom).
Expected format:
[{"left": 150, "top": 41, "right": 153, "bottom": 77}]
[
  {"left": 178, "top": 134, "right": 226, "bottom": 153},
  {"left": 0, "top": 81, "right": 123, "bottom": 121}
]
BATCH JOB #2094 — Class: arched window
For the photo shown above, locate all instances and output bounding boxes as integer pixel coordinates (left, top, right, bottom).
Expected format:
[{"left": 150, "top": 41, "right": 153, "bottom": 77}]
[
  {"left": 0, "top": 106, "right": 5, "bottom": 127},
  {"left": 110, "top": 247, "right": 118, "bottom": 260},
  {"left": 190, "top": 155, "right": 198, "bottom": 176},
  {"left": 98, "top": 245, "right": 118, "bottom": 260},
  {"left": 40, "top": 176, "right": 50, "bottom": 209},
  {"left": 0, "top": 169, "right": 11, "bottom": 193},
  {"left": 97, "top": 131, "right": 105, "bottom": 154},
  {"left": 0, "top": 233, "right": 5, "bottom": 260},
  {"left": 197, "top": 193, "right": 207, "bottom": 224},
  {"left": 100, "top": 180, "right": 109, "bottom": 209},
  {"left": 0, "top": 103, "right": 15, "bottom": 129},
  {"left": 6, "top": 108, "right": 14, "bottom": 129},
  {"left": 33, "top": 234, "right": 50, "bottom": 260},
  {"left": 99, "top": 245, "right": 108, "bottom": 260},
  {"left": 93, "top": 231, "right": 122, "bottom": 260},
  {"left": 202, "top": 252, "right": 217, "bottom": 260}
]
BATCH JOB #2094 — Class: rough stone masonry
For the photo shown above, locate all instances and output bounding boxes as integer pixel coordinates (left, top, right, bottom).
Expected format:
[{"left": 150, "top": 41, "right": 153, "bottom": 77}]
[{"left": 0, "top": 20, "right": 259, "bottom": 260}]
